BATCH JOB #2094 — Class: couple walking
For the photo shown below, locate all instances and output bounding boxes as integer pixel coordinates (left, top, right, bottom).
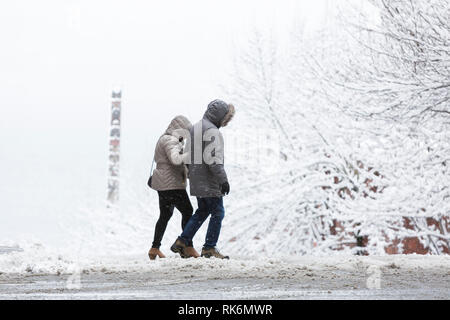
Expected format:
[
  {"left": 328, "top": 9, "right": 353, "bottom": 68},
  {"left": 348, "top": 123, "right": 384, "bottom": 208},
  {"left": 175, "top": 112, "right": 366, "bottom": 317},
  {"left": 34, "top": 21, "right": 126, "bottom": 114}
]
[{"left": 148, "top": 99, "right": 235, "bottom": 260}]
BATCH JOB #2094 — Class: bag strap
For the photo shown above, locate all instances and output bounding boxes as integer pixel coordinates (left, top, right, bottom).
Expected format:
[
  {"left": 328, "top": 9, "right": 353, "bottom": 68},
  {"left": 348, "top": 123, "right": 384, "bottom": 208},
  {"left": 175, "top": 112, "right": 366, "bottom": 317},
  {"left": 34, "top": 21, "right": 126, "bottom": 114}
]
[{"left": 150, "top": 156, "right": 155, "bottom": 176}]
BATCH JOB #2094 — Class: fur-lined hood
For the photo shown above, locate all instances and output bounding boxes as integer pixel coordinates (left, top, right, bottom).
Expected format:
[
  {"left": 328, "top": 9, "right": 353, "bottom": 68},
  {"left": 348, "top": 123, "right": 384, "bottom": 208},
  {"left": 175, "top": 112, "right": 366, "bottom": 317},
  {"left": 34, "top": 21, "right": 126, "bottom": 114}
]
[{"left": 203, "top": 99, "right": 235, "bottom": 128}]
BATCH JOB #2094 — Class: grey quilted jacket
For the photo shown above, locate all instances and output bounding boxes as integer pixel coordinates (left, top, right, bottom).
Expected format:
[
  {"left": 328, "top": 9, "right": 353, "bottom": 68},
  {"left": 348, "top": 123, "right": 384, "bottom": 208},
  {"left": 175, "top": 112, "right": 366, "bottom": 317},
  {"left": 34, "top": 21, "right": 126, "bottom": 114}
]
[
  {"left": 150, "top": 115, "right": 192, "bottom": 191},
  {"left": 188, "top": 100, "right": 235, "bottom": 198}
]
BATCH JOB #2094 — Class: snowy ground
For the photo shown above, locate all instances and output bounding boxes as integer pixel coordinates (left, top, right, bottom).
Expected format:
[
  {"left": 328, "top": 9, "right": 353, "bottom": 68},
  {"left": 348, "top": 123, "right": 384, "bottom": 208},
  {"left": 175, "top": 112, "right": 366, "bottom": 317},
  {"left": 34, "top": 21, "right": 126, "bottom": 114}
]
[{"left": 0, "top": 248, "right": 449, "bottom": 300}]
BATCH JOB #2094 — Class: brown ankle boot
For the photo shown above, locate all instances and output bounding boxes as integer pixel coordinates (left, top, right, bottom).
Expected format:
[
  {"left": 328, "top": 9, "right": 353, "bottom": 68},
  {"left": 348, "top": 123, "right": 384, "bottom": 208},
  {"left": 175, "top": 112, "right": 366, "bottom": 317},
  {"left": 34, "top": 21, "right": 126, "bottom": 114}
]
[
  {"left": 184, "top": 247, "right": 200, "bottom": 258},
  {"left": 148, "top": 248, "right": 166, "bottom": 260},
  {"left": 170, "top": 239, "right": 188, "bottom": 258},
  {"left": 201, "top": 247, "right": 229, "bottom": 259}
]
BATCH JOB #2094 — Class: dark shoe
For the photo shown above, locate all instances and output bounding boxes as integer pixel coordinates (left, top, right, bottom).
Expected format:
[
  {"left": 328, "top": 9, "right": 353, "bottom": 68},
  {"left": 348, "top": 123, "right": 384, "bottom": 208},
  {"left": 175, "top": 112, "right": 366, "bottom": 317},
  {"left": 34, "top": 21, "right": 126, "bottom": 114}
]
[
  {"left": 184, "top": 247, "right": 200, "bottom": 258},
  {"left": 201, "top": 247, "right": 229, "bottom": 259},
  {"left": 170, "top": 239, "right": 187, "bottom": 258},
  {"left": 148, "top": 248, "right": 166, "bottom": 261}
]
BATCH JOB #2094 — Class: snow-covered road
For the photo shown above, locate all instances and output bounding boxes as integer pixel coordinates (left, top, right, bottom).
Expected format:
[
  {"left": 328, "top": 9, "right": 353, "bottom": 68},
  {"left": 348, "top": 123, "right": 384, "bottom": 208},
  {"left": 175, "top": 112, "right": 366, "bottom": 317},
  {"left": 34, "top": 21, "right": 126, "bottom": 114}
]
[{"left": 0, "top": 253, "right": 449, "bottom": 300}]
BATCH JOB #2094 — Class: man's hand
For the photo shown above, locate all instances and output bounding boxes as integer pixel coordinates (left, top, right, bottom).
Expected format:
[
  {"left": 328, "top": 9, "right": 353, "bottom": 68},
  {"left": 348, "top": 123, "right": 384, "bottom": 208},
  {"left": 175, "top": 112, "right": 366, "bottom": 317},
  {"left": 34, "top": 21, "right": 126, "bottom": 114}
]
[{"left": 221, "top": 182, "right": 230, "bottom": 195}]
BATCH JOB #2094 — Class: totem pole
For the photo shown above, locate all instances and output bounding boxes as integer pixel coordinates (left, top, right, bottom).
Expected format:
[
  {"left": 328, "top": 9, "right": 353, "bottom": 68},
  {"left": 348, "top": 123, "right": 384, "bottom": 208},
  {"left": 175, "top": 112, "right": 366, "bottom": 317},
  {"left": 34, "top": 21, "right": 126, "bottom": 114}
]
[{"left": 107, "top": 89, "right": 122, "bottom": 207}]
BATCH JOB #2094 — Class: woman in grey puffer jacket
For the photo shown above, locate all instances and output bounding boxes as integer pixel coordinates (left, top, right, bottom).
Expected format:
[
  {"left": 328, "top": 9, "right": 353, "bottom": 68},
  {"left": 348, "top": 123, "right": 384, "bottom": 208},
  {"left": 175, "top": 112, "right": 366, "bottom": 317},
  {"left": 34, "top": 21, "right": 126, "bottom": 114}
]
[{"left": 148, "top": 115, "right": 199, "bottom": 260}]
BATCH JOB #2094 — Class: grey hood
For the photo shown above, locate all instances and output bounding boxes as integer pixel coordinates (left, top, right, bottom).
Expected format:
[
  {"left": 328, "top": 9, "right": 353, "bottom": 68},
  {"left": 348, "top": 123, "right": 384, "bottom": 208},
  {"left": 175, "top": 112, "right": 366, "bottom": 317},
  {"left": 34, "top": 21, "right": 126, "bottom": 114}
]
[{"left": 203, "top": 100, "right": 235, "bottom": 128}]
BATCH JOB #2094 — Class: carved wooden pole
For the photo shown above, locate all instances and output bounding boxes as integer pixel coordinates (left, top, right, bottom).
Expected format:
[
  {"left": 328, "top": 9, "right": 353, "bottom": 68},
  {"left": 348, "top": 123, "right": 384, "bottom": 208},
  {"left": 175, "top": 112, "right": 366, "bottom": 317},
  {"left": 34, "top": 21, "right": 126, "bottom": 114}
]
[{"left": 107, "top": 89, "right": 122, "bottom": 207}]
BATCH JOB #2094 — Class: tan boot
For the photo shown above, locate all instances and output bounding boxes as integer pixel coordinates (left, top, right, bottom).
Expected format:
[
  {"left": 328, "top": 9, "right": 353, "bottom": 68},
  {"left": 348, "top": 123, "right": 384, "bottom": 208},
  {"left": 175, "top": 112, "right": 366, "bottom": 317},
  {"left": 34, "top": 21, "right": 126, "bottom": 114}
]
[
  {"left": 184, "top": 247, "right": 200, "bottom": 259},
  {"left": 148, "top": 248, "right": 166, "bottom": 261},
  {"left": 201, "top": 247, "right": 229, "bottom": 259}
]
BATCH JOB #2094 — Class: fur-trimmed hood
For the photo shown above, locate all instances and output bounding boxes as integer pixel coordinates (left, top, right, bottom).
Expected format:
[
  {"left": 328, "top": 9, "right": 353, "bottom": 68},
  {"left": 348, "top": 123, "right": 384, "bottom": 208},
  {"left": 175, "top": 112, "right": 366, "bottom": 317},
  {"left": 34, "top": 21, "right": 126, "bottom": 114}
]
[{"left": 203, "top": 99, "right": 235, "bottom": 128}]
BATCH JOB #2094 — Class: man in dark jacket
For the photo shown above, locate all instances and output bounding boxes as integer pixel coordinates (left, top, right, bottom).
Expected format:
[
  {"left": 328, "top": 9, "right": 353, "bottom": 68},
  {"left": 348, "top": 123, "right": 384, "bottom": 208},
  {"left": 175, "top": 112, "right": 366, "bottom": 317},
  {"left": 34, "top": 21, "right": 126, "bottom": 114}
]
[{"left": 171, "top": 99, "right": 235, "bottom": 259}]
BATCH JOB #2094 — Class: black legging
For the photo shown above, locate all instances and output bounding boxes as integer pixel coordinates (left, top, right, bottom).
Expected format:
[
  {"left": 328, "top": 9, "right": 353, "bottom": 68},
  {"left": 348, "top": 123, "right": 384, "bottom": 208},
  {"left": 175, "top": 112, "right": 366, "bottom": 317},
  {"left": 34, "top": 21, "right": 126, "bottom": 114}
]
[{"left": 152, "top": 189, "right": 193, "bottom": 249}]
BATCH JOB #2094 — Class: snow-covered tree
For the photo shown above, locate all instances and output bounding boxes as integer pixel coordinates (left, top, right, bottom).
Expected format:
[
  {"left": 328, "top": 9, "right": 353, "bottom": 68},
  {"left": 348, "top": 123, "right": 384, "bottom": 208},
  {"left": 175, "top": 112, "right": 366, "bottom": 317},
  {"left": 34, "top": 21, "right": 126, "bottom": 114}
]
[
  {"left": 222, "top": 0, "right": 449, "bottom": 255},
  {"left": 222, "top": 25, "right": 375, "bottom": 255},
  {"left": 313, "top": 0, "right": 450, "bottom": 254}
]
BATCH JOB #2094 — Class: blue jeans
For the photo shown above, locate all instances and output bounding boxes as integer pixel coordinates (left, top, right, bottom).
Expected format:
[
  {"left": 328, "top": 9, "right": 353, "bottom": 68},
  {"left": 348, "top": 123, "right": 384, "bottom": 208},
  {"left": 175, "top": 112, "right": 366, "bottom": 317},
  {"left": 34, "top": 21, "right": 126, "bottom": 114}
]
[{"left": 179, "top": 197, "right": 225, "bottom": 249}]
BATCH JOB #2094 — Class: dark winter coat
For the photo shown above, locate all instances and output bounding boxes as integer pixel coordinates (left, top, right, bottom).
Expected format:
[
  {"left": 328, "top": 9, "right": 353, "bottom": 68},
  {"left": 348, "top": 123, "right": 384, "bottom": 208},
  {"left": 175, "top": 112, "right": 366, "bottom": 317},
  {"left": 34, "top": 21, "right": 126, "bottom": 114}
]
[{"left": 188, "top": 100, "right": 235, "bottom": 198}]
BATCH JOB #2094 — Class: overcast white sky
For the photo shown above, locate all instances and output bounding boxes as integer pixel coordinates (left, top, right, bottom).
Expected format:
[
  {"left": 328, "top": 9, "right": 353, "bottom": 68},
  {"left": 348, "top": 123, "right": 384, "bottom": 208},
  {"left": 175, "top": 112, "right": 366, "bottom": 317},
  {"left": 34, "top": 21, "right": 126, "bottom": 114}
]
[
  {"left": 0, "top": 0, "right": 329, "bottom": 245},
  {"left": 0, "top": 0, "right": 328, "bottom": 130}
]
